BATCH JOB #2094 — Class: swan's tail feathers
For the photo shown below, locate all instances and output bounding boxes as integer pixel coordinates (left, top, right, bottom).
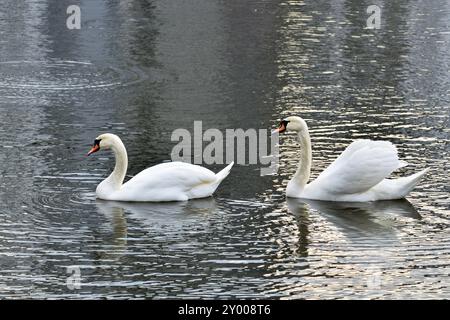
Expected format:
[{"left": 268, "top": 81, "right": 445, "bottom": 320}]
[
  {"left": 216, "top": 161, "right": 234, "bottom": 182},
  {"left": 184, "top": 162, "right": 235, "bottom": 199},
  {"left": 202, "top": 162, "right": 234, "bottom": 196},
  {"left": 396, "top": 167, "right": 430, "bottom": 197}
]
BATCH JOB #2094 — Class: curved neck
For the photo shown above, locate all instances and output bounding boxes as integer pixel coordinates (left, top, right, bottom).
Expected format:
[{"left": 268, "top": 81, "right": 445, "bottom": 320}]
[
  {"left": 292, "top": 128, "right": 312, "bottom": 189},
  {"left": 107, "top": 139, "right": 128, "bottom": 189}
]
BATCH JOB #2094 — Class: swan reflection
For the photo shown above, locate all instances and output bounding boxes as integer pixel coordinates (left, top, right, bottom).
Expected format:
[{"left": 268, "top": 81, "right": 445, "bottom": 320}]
[
  {"left": 95, "top": 200, "right": 128, "bottom": 260},
  {"left": 287, "top": 198, "right": 420, "bottom": 239},
  {"left": 96, "top": 197, "right": 217, "bottom": 228},
  {"left": 95, "top": 197, "right": 217, "bottom": 259}
]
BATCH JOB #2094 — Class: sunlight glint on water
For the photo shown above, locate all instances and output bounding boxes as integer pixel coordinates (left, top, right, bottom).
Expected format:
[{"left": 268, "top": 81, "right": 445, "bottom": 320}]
[{"left": 0, "top": 0, "right": 448, "bottom": 299}]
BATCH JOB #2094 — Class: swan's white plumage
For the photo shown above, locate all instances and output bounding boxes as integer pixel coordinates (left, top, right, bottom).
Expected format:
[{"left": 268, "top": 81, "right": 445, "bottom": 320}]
[
  {"left": 306, "top": 140, "right": 401, "bottom": 195},
  {"left": 116, "top": 162, "right": 232, "bottom": 202},
  {"left": 278, "top": 116, "right": 429, "bottom": 202},
  {"left": 90, "top": 133, "right": 233, "bottom": 202}
]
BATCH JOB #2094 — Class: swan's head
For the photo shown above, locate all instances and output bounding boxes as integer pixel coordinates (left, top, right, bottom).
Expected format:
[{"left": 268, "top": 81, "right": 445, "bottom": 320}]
[
  {"left": 87, "top": 133, "right": 121, "bottom": 155},
  {"left": 274, "top": 116, "right": 308, "bottom": 134}
]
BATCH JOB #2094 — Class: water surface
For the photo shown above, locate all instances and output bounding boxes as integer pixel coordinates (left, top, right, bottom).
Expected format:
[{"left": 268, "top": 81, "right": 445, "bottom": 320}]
[{"left": 0, "top": 0, "right": 449, "bottom": 299}]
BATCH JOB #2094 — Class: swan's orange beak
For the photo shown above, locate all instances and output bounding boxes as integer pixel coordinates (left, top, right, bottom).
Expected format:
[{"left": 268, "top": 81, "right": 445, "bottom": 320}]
[
  {"left": 87, "top": 144, "right": 100, "bottom": 156},
  {"left": 273, "top": 121, "right": 287, "bottom": 134}
]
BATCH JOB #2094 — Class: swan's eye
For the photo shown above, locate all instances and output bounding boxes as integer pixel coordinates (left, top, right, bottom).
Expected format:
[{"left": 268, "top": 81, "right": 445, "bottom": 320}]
[{"left": 94, "top": 139, "right": 101, "bottom": 147}]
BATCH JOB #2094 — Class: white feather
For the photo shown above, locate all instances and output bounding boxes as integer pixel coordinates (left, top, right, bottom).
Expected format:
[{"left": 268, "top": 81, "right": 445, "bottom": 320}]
[
  {"left": 91, "top": 134, "right": 233, "bottom": 202},
  {"left": 279, "top": 116, "right": 429, "bottom": 202},
  {"left": 307, "top": 140, "right": 401, "bottom": 195}
]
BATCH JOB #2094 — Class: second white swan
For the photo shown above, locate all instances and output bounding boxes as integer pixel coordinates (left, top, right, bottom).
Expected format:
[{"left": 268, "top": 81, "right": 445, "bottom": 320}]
[
  {"left": 88, "top": 133, "right": 234, "bottom": 202},
  {"left": 274, "top": 116, "right": 429, "bottom": 202}
]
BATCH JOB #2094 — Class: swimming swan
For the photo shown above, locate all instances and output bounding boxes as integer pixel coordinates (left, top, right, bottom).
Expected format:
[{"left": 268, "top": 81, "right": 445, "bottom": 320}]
[
  {"left": 274, "top": 116, "right": 429, "bottom": 202},
  {"left": 88, "top": 133, "right": 234, "bottom": 202}
]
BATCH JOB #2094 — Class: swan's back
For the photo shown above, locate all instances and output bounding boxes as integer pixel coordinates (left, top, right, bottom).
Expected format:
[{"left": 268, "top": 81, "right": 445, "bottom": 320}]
[
  {"left": 117, "top": 162, "right": 223, "bottom": 202},
  {"left": 306, "top": 140, "right": 402, "bottom": 197}
]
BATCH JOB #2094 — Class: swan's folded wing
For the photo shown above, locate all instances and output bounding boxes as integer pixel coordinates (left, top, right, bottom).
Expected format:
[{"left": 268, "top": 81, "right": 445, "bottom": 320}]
[
  {"left": 308, "top": 140, "right": 401, "bottom": 195},
  {"left": 123, "top": 161, "right": 217, "bottom": 192}
]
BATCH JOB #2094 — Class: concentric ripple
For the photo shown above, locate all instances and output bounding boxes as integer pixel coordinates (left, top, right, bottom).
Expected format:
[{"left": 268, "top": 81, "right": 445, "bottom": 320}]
[{"left": 0, "top": 60, "right": 148, "bottom": 91}]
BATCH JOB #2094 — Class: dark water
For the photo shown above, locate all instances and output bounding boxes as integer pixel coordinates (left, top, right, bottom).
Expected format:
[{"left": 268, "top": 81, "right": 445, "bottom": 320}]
[{"left": 0, "top": 0, "right": 448, "bottom": 299}]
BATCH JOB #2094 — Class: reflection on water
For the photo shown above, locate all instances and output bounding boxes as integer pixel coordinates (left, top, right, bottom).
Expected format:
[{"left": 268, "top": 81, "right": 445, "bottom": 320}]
[
  {"left": 95, "top": 198, "right": 217, "bottom": 262},
  {"left": 0, "top": 0, "right": 449, "bottom": 299},
  {"left": 96, "top": 198, "right": 217, "bottom": 229},
  {"left": 287, "top": 198, "right": 421, "bottom": 239}
]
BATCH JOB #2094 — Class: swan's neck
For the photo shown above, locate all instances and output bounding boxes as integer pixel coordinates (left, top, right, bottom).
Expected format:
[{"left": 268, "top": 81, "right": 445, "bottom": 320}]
[
  {"left": 288, "top": 129, "right": 312, "bottom": 194},
  {"left": 107, "top": 140, "right": 128, "bottom": 190}
]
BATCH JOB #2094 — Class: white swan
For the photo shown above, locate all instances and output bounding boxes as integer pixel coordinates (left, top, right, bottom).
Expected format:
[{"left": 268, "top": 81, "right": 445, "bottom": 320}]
[
  {"left": 87, "top": 133, "right": 234, "bottom": 202},
  {"left": 274, "top": 116, "right": 429, "bottom": 202}
]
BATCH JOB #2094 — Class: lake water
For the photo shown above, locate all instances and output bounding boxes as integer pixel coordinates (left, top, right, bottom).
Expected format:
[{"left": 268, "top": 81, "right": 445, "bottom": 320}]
[{"left": 0, "top": 0, "right": 449, "bottom": 299}]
